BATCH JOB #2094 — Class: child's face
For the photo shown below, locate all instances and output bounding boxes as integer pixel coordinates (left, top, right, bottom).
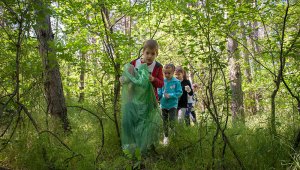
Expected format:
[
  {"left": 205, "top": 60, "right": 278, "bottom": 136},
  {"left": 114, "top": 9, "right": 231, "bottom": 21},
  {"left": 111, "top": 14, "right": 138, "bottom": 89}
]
[
  {"left": 193, "top": 87, "right": 198, "bottom": 92},
  {"left": 163, "top": 68, "right": 174, "bottom": 80},
  {"left": 175, "top": 71, "right": 183, "bottom": 81},
  {"left": 193, "top": 85, "right": 198, "bottom": 92},
  {"left": 142, "top": 48, "right": 157, "bottom": 64}
]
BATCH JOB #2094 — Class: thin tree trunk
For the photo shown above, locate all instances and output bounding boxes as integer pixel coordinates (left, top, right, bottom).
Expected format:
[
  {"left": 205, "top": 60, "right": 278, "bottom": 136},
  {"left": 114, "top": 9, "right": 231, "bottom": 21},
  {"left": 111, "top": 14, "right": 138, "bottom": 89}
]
[
  {"left": 15, "top": 16, "right": 23, "bottom": 103},
  {"left": 78, "top": 52, "right": 85, "bottom": 103},
  {"left": 35, "top": 1, "right": 69, "bottom": 131},
  {"left": 294, "top": 96, "right": 300, "bottom": 149},
  {"left": 1, "top": 3, "right": 28, "bottom": 103},
  {"left": 251, "top": 0, "right": 263, "bottom": 113},
  {"left": 250, "top": 20, "right": 263, "bottom": 113},
  {"left": 241, "top": 21, "right": 257, "bottom": 115},
  {"left": 270, "top": 1, "right": 289, "bottom": 135},
  {"left": 100, "top": 5, "right": 121, "bottom": 141},
  {"left": 270, "top": 81, "right": 280, "bottom": 135},
  {"left": 294, "top": 129, "right": 300, "bottom": 149},
  {"left": 66, "top": 65, "right": 71, "bottom": 98}
]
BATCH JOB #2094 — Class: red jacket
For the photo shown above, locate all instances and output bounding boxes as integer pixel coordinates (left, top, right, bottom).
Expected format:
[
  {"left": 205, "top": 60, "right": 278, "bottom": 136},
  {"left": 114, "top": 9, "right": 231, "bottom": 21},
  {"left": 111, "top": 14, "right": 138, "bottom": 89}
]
[{"left": 130, "top": 58, "right": 164, "bottom": 100}]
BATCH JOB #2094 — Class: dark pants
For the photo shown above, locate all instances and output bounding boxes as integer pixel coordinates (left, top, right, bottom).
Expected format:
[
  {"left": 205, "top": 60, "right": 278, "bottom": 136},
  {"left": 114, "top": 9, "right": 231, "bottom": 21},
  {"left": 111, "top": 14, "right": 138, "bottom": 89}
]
[
  {"left": 191, "top": 111, "right": 196, "bottom": 123},
  {"left": 162, "top": 108, "right": 177, "bottom": 137},
  {"left": 185, "top": 103, "right": 196, "bottom": 126}
]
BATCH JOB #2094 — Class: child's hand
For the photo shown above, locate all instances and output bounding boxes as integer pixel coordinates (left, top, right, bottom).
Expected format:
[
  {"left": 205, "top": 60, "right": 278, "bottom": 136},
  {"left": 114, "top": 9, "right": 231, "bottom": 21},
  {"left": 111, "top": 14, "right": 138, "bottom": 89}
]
[
  {"left": 185, "top": 85, "right": 191, "bottom": 92},
  {"left": 163, "top": 93, "right": 170, "bottom": 99},
  {"left": 149, "top": 75, "right": 155, "bottom": 82},
  {"left": 128, "top": 65, "right": 134, "bottom": 75},
  {"left": 119, "top": 76, "right": 128, "bottom": 84}
]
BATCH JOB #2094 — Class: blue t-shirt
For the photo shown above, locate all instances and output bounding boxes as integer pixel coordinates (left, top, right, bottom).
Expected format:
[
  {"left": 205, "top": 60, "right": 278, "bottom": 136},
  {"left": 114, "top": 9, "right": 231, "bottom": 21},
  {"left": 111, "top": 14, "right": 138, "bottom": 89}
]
[{"left": 158, "top": 77, "right": 182, "bottom": 109}]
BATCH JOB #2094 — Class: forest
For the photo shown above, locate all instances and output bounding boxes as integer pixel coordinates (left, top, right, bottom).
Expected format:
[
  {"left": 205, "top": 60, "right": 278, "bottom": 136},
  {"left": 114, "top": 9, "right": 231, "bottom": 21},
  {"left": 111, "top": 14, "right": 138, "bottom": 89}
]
[{"left": 0, "top": 0, "right": 299, "bottom": 169}]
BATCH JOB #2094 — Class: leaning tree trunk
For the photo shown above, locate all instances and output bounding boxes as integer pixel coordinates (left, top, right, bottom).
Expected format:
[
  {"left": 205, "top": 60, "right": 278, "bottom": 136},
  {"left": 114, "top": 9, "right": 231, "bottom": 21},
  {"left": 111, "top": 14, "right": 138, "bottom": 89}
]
[
  {"left": 35, "top": 1, "right": 69, "bottom": 131},
  {"left": 228, "top": 32, "right": 244, "bottom": 123}
]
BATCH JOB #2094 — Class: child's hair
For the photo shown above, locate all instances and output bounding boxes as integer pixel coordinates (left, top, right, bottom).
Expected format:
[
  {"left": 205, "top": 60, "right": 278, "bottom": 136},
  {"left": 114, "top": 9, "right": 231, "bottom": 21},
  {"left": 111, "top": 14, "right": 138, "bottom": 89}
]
[
  {"left": 143, "top": 39, "right": 159, "bottom": 53},
  {"left": 175, "top": 66, "right": 187, "bottom": 80},
  {"left": 192, "top": 83, "right": 199, "bottom": 88},
  {"left": 164, "top": 63, "right": 175, "bottom": 71}
]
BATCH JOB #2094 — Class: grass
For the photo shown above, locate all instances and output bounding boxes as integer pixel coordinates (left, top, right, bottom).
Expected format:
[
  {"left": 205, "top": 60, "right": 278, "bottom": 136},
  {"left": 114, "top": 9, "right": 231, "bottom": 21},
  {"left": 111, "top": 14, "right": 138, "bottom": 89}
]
[{"left": 0, "top": 105, "right": 299, "bottom": 169}]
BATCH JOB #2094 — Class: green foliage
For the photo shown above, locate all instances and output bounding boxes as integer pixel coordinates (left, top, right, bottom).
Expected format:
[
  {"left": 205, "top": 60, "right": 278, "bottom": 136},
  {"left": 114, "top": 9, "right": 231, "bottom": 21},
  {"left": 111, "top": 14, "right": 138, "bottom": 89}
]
[
  {"left": 0, "top": 98, "right": 299, "bottom": 169},
  {"left": 1, "top": 0, "right": 300, "bottom": 169}
]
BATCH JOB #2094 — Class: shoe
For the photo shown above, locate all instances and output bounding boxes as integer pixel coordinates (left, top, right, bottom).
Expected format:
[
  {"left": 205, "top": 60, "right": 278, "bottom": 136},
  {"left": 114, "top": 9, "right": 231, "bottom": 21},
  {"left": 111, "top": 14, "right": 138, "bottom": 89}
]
[{"left": 163, "top": 136, "right": 169, "bottom": 146}]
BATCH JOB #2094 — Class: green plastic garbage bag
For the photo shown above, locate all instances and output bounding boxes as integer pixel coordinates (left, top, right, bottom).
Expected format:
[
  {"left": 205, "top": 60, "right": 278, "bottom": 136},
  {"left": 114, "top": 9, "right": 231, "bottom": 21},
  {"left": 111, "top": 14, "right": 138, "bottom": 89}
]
[{"left": 121, "top": 63, "right": 161, "bottom": 155}]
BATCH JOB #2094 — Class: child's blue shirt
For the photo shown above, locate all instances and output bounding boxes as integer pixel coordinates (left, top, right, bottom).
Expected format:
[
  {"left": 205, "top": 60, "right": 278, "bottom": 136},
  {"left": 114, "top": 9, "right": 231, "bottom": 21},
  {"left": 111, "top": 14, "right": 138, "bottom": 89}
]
[{"left": 158, "top": 77, "right": 182, "bottom": 109}]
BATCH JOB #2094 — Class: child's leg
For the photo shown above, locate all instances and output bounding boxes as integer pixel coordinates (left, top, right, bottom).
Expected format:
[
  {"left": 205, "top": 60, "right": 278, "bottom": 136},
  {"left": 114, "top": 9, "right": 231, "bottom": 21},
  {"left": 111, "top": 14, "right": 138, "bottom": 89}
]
[
  {"left": 178, "top": 108, "right": 186, "bottom": 123},
  {"left": 168, "top": 108, "right": 177, "bottom": 134},
  {"left": 185, "top": 103, "right": 192, "bottom": 126},
  {"left": 162, "top": 109, "right": 169, "bottom": 137},
  {"left": 191, "top": 109, "right": 196, "bottom": 123}
]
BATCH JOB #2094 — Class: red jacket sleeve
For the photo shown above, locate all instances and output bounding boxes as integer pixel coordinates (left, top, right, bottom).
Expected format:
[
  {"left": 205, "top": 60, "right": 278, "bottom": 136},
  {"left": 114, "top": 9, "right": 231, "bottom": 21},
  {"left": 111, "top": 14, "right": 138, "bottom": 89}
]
[
  {"left": 130, "top": 59, "right": 136, "bottom": 66},
  {"left": 151, "top": 66, "right": 164, "bottom": 88}
]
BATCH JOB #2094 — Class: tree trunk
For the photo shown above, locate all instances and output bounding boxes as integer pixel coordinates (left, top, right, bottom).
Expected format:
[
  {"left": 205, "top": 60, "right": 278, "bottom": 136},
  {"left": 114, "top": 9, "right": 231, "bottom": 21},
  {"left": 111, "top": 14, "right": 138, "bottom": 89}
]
[
  {"left": 270, "top": 81, "right": 279, "bottom": 135},
  {"left": 270, "top": 1, "right": 289, "bottom": 135},
  {"left": 101, "top": 5, "right": 121, "bottom": 141},
  {"left": 295, "top": 101, "right": 300, "bottom": 148},
  {"left": 66, "top": 65, "right": 71, "bottom": 99},
  {"left": 35, "top": 1, "right": 69, "bottom": 131},
  {"left": 250, "top": 20, "right": 264, "bottom": 113},
  {"left": 241, "top": 21, "right": 257, "bottom": 115},
  {"left": 78, "top": 52, "right": 85, "bottom": 103},
  {"left": 294, "top": 129, "right": 300, "bottom": 149},
  {"left": 249, "top": 0, "right": 264, "bottom": 113},
  {"left": 15, "top": 16, "right": 23, "bottom": 103},
  {"left": 228, "top": 32, "right": 244, "bottom": 123}
]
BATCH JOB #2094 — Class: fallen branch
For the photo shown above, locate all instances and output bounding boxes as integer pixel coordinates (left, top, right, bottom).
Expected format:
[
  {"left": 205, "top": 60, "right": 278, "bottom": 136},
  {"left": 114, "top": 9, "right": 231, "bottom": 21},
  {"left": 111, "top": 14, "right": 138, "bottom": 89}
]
[
  {"left": 67, "top": 105, "right": 105, "bottom": 163},
  {"left": 39, "top": 130, "right": 76, "bottom": 154}
]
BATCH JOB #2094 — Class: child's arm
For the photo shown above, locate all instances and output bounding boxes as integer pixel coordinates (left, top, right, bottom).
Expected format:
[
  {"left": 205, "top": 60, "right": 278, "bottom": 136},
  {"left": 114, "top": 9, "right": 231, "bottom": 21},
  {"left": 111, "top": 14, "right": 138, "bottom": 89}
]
[
  {"left": 150, "top": 66, "right": 164, "bottom": 88},
  {"left": 119, "top": 76, "right": 129, "bottom": 84},
  {"left": 119, "top": 64, "right": 135, "bottom": 84},
  {"left": 158, "top": 87, "right": 163, "bottom": 100},
  {"left": 186, "top": 81, "right": 193, "bottom": 96}
]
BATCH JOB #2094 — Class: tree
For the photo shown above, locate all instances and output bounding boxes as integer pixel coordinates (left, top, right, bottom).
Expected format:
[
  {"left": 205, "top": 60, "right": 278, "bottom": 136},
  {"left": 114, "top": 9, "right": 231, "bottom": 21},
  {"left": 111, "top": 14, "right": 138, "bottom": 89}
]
[
  {"left": 241, "top": 20, "right": 257, "bottom": 115},
  {"left": 228, "top": 31, "right": 244, "bottom": 123},
  {"left": 34, "top": 0, "right": 69, "bottom": 131},
  {"left": 269, "top": 1, "right": 290, "bottom": 135},
  {"left": 78, "top": 52, "right": 86, "bottom": 103}
]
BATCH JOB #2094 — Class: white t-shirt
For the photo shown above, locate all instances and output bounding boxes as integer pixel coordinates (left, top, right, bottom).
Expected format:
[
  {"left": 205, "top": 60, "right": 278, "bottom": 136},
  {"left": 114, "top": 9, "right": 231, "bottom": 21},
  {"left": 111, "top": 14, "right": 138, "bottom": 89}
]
[{"left": 188, "top": 94, "right": 194, "bottom": 104}]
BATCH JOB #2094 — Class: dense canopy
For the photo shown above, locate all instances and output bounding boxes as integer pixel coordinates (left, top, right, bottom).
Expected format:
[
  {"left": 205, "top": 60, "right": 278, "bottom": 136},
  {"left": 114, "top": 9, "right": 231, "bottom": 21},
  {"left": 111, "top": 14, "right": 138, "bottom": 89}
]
[{"left": 0, "top": 0, "right": 299, "bottom": 169}]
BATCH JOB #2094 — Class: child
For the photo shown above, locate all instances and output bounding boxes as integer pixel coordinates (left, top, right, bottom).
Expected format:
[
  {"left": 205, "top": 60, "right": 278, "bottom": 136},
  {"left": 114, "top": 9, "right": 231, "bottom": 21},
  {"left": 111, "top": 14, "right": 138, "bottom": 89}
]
[
  {"left": 175, "top": 66, "right": 193, "bottom": 125},
  {"left": 120, "top": 39, "right": 163, "bottom": 155},
  {"left": 129, "top": 39, "right": 164, "bottom": 100},
  {"left": 187, "top": 83, "right": 199, "bottom": 125},
  {"left": 158, "top": 64, "right": 182, "bottom": 145}
]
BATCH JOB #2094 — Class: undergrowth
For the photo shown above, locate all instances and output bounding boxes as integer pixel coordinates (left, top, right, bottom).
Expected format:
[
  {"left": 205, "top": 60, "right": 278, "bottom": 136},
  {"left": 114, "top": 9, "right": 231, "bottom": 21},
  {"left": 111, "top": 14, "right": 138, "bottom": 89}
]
[{"left": 0, "top": 102, "right": 299, "bottom": 170}]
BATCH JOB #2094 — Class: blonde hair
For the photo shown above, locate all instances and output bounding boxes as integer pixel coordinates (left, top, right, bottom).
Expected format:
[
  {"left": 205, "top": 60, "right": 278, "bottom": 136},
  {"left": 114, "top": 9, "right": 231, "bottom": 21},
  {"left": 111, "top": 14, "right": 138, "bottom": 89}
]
[{"left": 164, "top": 63, "right": 175, "bottom": 71}]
